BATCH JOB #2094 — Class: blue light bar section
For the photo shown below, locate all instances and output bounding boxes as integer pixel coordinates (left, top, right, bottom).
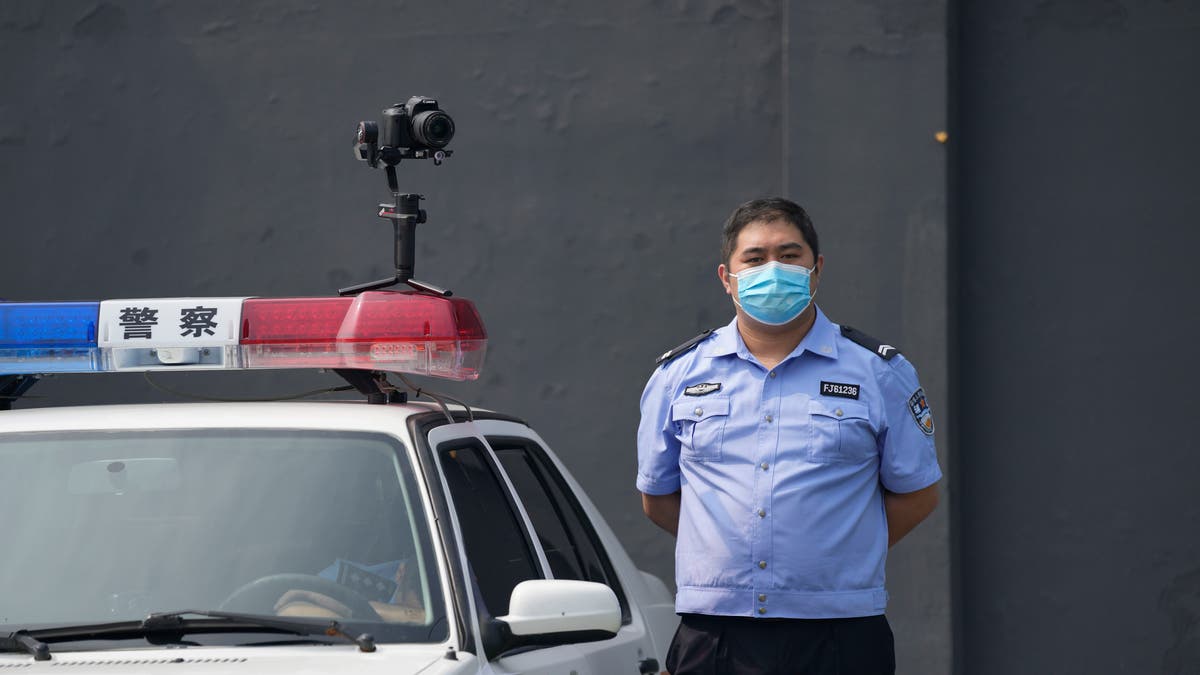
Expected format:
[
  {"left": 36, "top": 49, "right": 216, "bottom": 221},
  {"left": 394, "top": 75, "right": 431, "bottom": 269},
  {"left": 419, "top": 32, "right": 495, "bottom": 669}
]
[{"left": 0, "top": 302, "right": 101, "bottom": 374}]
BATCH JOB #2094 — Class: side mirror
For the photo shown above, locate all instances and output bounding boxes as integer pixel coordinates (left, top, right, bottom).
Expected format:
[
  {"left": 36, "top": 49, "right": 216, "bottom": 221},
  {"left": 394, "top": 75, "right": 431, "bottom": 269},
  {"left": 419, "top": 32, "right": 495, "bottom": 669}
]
[{"left": 494, "top": 580, "right": 620, "bottom": 649}]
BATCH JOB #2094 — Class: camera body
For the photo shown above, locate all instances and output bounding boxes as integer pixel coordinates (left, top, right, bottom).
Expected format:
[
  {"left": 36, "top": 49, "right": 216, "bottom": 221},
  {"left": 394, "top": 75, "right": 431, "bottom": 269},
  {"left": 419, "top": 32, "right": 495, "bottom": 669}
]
[{"left": 355, "top": 96, "right": 455, "bottom": 168}]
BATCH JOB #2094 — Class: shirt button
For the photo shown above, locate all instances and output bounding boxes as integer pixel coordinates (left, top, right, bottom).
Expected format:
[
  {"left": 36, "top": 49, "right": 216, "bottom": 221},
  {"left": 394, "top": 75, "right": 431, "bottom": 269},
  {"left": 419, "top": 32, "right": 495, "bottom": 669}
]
[
  {"left": 769, "top": 371, "right": 776, "bottom": 378},
  {"left": 758, "top": 607, "right": 767, "bottom": 614},
  {"left": 693, "top": 407, "right": 703, "bottom": 416},
  {"left": 835, "top": 408, "right": 844, "bottom": 417},
  {"left": 758, "top": 560, "right": 767, "bottom": 569},
  {"left": 761, "top": 462, "right": 769, "bottom": 471},
  {"left": 758, "top": 594, "right": 767, "bottom": 602},
  {"left": 764, "top": 415, "right": 773, "bottom": 423},
  {"left": 757, "top": 509, "right": 766, "bottom": 518}
]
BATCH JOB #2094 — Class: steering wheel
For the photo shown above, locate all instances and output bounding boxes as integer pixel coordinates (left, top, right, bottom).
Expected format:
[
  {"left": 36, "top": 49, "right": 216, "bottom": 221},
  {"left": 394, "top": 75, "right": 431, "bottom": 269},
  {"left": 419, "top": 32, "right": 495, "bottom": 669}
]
[{"left": 218, "top": 573, "right": 383, "bottom": 622}]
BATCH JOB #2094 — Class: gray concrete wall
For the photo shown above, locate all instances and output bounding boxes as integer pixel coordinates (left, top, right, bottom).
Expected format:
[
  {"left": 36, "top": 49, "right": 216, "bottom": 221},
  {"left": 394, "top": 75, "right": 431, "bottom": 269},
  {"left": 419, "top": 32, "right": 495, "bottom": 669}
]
[
  {"left": 956, "top": 1, "right": 1200, "bottom": 673},
  {"left": 786, "top": 3, "right": 950, "bottom": 673},
  {"left": 1, "top": 1, "right": 951, "bottom": 672}
]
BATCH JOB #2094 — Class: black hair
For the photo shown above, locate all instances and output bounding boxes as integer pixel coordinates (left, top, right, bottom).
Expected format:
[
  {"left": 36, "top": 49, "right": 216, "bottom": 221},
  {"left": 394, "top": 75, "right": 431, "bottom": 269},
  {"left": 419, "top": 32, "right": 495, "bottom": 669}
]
[{"left": 721, "top": 197, "right": 819, "bottom": 263}]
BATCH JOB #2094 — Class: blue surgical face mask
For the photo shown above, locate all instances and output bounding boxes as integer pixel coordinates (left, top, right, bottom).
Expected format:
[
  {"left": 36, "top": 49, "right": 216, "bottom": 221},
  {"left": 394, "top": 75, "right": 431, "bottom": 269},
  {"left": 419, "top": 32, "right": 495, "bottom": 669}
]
[{"left": 729, "top": 261, "right": 817, "bottom": 326}]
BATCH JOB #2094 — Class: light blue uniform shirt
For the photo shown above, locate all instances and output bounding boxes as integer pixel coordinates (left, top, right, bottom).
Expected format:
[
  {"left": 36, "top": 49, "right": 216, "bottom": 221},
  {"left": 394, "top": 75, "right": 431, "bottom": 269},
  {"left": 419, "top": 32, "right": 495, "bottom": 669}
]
[{"left": 636, "top": 308, "right": 942, "bottom": 619}]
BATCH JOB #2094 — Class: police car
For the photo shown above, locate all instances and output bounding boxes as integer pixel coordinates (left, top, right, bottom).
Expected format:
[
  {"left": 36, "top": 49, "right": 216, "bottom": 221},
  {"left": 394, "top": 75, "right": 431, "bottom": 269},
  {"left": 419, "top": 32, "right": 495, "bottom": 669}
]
[{"left": 0, "top": 291, "right": 677, "bottom": 674}]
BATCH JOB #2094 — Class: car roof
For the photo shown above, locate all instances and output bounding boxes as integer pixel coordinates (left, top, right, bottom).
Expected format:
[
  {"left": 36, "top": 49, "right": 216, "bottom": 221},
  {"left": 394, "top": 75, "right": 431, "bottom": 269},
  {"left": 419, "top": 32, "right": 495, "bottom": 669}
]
[{"left": 0, "top": 400, "right": 483, "bottom": 435}]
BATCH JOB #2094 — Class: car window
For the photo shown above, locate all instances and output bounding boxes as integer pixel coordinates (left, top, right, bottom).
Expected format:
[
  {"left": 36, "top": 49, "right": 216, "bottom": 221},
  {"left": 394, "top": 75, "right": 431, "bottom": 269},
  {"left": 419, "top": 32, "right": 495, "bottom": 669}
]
[
  {"left": 436, "top": 439, "right": 540, "bottom": 617},
  {"left": 490, "top": 437, "right": 632, "bottom": 625},
  {"left": 0, "top": 429, "right": 447, "bottom": 643}
]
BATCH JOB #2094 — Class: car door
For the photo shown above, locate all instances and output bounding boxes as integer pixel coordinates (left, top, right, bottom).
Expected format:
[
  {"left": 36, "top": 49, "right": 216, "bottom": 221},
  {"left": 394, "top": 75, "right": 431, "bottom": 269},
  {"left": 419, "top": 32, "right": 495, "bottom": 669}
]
[
  {"left": 426, "top": 422, "right": 593, "bottom": 675},
  {"left": 473, "top": 420, "right": 661, "bottom": 675}
]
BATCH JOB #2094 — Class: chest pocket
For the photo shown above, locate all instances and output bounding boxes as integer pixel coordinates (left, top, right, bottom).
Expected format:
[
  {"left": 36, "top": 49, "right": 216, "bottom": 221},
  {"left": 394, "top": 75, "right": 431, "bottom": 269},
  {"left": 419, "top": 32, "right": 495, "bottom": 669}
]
[
  {"left": 807, "top": 399, "right": 877, "bottom": 463},
  {"left": 671, "top": 396, "right": 730, "bottom": 462}
]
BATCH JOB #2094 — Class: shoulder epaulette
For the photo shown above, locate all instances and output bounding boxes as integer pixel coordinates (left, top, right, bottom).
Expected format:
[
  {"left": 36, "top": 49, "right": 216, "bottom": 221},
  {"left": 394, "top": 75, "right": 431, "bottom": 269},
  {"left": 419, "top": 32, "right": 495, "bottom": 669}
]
[
  {"left": 655, "top": 329, "right": 715, "bottom": 366},
  {"left": 840, "top": 325, "right": 900, "bottom": 360}
]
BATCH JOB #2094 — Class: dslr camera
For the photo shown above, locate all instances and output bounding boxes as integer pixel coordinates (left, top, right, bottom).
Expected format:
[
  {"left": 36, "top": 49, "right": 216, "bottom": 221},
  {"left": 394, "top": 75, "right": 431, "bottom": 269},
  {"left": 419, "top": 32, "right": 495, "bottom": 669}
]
[{"left": 354, "top": 96, "right": 455, "bottom": 168}]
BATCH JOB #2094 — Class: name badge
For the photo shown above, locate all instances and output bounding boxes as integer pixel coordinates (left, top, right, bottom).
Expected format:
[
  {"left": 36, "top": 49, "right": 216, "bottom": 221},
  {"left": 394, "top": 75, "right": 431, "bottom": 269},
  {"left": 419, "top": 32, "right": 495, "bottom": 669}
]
[{"left": 820, "top": 381, "right": 860, "bottom": 400}]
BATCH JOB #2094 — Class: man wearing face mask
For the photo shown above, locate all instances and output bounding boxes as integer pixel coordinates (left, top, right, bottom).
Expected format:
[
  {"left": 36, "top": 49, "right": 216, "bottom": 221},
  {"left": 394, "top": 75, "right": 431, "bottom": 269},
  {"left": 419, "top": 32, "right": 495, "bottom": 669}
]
[{"left": 636, "top": 197, "right": 941, "bottom": 675}]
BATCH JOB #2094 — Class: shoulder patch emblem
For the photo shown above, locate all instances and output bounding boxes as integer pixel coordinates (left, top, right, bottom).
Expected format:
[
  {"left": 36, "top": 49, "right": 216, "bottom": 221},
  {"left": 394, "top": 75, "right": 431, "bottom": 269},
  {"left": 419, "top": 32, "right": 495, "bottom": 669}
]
[
  {"left": 907, "top": 388, "right": 935, "bottom": 436},
  {"left": 655, "top": 328, "right": 715, "bottom": 366},
  {"left": 840, "top": 325, "right": 900, "bottom": 360},
  {"left": 684, "top": 382, "right": 721, "bottom": 396}
]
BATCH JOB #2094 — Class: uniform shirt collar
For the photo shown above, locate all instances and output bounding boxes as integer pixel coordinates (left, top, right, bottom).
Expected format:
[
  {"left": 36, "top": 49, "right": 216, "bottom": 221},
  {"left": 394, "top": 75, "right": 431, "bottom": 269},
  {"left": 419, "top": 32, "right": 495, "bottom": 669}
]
[
  {"left": 707, "top": 317, "right": 742, "bottom": 357},
  {"left": 707, "top": 306, "right": 839, "bottom": 362},
  {"left": 797, "top": 307, "right": 840, "bottom": 360}
]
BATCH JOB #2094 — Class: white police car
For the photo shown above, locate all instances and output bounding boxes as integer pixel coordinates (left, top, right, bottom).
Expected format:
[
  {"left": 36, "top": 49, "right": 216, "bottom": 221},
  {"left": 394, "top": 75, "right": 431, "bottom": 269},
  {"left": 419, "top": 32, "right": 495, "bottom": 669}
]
[{"left": 0, "top": 291, "right": 677, "bottom": 674}]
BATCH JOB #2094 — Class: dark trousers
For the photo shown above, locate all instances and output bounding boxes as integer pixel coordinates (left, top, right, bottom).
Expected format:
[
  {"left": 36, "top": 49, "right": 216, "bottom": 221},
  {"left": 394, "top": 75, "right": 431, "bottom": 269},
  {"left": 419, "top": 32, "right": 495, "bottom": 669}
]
[{"left": 665, "top": 613, "right": 895, "bottom": 675}]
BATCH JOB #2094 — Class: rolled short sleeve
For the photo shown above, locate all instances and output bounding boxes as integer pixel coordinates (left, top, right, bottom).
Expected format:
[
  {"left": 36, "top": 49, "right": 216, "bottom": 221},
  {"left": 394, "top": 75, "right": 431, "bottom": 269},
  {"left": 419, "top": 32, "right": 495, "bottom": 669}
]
[
  {"left": 636, "top": 366, "right": 682, "bottom": 495},
  {"left": 878, "top": 358, "right": 943, "bottom": 494}
]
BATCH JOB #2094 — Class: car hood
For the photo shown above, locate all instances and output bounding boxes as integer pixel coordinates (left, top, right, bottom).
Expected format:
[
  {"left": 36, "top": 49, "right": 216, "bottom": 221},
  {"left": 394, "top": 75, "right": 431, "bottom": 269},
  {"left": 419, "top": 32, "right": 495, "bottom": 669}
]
[{"left": 0, "top": 643, "right": 477, "bottom": 674}]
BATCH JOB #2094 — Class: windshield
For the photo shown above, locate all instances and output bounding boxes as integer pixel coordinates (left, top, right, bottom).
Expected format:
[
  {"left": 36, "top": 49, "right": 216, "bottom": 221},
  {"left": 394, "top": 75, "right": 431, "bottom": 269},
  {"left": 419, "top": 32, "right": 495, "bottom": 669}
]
[{"left": 0, "top": 428, "right": 448, "bottom": 644}]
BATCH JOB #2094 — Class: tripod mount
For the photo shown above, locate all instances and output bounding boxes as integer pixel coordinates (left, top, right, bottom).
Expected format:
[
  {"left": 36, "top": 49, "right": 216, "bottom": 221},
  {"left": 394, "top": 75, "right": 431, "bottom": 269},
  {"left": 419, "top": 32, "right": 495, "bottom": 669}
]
[{"left": 338, "top": 161, "right": 453, "bottom": 297}]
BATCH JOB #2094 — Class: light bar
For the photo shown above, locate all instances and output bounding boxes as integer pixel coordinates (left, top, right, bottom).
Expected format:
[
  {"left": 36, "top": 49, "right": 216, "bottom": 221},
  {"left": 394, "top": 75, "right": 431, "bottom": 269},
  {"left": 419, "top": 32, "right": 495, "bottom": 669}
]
[{"left": 0, "top": 292, "right": 487, "bottom": 381}]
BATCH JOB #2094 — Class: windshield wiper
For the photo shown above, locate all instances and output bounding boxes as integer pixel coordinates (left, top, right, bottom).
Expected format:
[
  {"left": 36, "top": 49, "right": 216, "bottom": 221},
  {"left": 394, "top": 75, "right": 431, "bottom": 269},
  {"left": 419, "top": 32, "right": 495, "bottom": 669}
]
[
  {"left": 144, "top": 610, "right": 376, "bottom": 652},
  {"left": 0, "top": 632, "right": 50, "bottom": 661},
  {"left": 1, "top": 609, "right": 376, "bottom": 661}
]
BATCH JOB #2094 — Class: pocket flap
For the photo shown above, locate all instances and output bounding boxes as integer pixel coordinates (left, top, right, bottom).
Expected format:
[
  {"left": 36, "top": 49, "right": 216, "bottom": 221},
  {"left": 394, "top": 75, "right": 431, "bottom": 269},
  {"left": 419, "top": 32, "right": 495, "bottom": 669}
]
[
  {"left": 808, "top": 398, "right": 868, "bottom": 421},
  {"left": 671, "top": 396, "right": 730, "bottom": 422}
]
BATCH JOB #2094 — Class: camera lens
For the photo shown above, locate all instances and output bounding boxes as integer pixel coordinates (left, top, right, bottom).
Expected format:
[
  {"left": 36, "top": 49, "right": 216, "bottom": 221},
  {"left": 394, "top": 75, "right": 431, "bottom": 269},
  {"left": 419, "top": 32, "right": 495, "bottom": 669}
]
[{"left": 412, "top": 110, "right": 455, "bottom": 148}]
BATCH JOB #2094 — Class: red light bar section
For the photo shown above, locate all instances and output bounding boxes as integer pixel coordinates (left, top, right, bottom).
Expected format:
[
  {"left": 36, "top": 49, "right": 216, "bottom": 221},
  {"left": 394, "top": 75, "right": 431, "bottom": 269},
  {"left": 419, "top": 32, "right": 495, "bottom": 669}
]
[
  {"left": 239, "top": 291, "right": 487, "bottom": 380},
  {"left": 242, "top": 292, "right": 486, "bottom": 343},
  {"left": 240, "top": 297, "right": 353, "bottom": 343},
  {"left": 338, "top": 291, "right": 487, "bottom": 342}
]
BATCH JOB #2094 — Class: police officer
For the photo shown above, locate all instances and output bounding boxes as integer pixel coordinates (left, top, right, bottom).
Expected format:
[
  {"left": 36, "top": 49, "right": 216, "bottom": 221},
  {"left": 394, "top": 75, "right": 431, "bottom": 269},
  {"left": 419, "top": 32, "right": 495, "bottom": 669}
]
[{"left": 636, "top": 197, "right": 941, "bottom": 674}]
